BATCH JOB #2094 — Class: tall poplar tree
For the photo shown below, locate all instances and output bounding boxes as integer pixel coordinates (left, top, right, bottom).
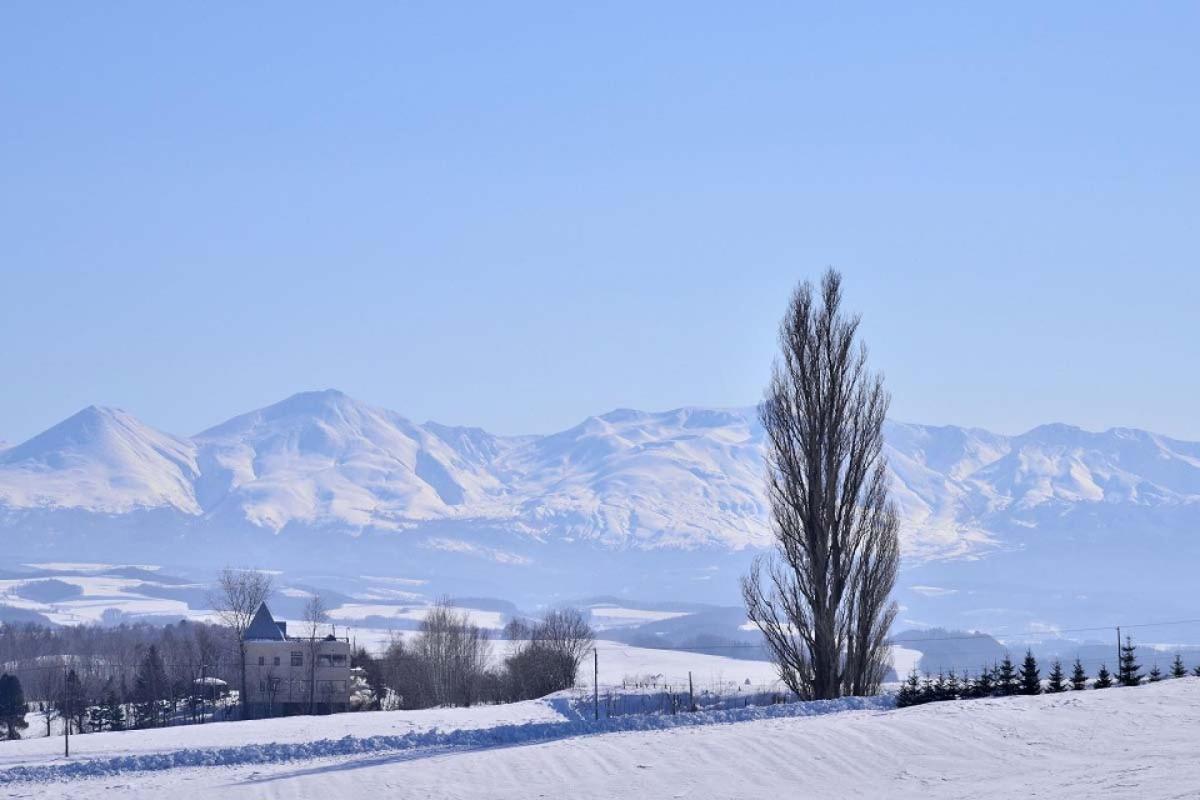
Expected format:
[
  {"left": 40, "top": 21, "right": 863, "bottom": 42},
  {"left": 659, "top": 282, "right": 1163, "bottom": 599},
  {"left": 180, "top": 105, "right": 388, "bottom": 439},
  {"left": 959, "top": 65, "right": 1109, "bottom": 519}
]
[{"left": 743, "top": 270, "right": 899, "bottom": 700}]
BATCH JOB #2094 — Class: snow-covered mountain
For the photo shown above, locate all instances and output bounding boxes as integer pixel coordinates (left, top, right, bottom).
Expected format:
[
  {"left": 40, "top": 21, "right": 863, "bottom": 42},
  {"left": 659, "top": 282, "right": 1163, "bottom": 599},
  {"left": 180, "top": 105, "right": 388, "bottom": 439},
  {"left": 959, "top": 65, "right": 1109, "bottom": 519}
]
[
  {"left": 0, "top": 406, "right": 200, "bottom": 514},
  {"left": 1, "top": 390, "right": 1198, "bottom": 609}
]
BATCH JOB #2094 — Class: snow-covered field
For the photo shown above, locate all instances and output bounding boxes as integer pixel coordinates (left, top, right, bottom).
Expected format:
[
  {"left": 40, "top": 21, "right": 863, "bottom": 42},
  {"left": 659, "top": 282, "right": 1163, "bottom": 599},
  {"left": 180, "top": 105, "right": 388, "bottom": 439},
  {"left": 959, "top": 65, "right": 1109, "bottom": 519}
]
[
  {"left": 3, "top": 679, "right": 1198, "bottom": 798},
  {"left": 586, "top": 640, "right": 780, "bottom": 688}
]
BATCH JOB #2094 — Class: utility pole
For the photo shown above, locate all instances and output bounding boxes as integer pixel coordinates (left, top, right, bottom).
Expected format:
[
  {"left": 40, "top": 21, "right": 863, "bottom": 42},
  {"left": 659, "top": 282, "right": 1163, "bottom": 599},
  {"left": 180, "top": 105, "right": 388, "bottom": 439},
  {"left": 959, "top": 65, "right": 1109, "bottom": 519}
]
[
  {"left": 200, "top": 662, "right": 208, "bottom": 724},
  {"left": 593, "top": 648, "right": 599, "bottom": 721},
  {"left": 688, "top": 671, "right": 695, "bottom": 713},
  {"left": 1116, "top": 627, "right": 1122, "bottom": 678},
  {"left": 63, "top": 667, "right": 70, "bottom": 758}
]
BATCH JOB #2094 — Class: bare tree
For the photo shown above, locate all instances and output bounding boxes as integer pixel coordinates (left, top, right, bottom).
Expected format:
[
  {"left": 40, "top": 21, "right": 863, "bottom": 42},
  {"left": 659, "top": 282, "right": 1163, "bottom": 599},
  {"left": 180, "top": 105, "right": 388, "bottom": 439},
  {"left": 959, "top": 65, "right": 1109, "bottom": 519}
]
[
  {"left": 209, "top": 568, "right": 274, "bottom": 719},
  {"left": 742, "top": 270, "right": 899, "bottom": 700},
  {"left": 503, "top": 608, "right": 594, "bottom": 700},
  {"left": 256, "top": 669, "right": 282, "bottom": 717},
  {"left": 413, "top": 600, "right": 492, "bottom": 707},
  {"left": 36, "top": 663, "right": 62, "bottom": 737},
  {"left": 302, "top": 594, "right": 329, "bottom": 714},
  {"left": 539, "top": 608, "right": 595, "bottom": 685}
]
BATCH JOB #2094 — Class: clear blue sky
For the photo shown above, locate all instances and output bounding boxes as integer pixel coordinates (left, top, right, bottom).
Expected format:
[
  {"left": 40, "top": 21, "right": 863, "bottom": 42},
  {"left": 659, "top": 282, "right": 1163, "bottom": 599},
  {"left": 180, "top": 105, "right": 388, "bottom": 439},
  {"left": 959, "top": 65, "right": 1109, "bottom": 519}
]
[{"left": 2, "top": 3, "right": 1198, "bottom": 443}]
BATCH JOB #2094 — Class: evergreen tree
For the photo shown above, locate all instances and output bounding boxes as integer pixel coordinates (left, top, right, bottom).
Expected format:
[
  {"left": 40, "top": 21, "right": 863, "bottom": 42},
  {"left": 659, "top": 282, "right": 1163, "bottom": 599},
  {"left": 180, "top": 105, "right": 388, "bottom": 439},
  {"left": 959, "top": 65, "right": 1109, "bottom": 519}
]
[
  {"left": 1046, "top": 660, "right": 1067, "bottom": 693},
  {"left": 946, "top": 670, "right": 961, "bottom": 701},
  {"left": 1019, "top": 649, "right": 1041, "bottom": 695},
  {"left": 1094, "top": 664, "right": 1114, "bottom": 689},
  {"left": 996, "top": 654, "right": 1018, "bottom": 696},
  {"left": 1170, "top": 654, "right": 1186, "bottom": 679},
  {"left": 1193, "top": 665, "right": 1200, "bottom": 678},
  {"left": 919, "top": 675, "right": 936, "bottom": 705},
  {"left": 932, "top": 672, "right": 948, "bottom": 702},
  {"left": 90, "top": 681, "right": 124, "bottom": 732},
  {"left": 1118, "top": 636, "right": 1142, "bottom": 687},
  {"left": 134, "top": 645, "right": 170, "bottom": 728},
  {"left": 0, "top": 674, "right": 29, "bottom": 740},
  {"left": 59, "top": 669, "right": 85, "bottom": 735},
  {"left": 88, "top": 703, "right": 108, "bottom": 733},
  {"left": 1070, "top": 659, "right": 1088, "bottom": 691},
  {"left": 107, "top": 690, "right": 126, "bottom": 732},
  {"left": 974, "top": 665, "right": 995, "bottom": 698},
  {"left": 1148, "top": 664, "right": 1163, "bottom": 683},
  {"left": 897, "top": 669, "right": 922, "bottom": 708}
]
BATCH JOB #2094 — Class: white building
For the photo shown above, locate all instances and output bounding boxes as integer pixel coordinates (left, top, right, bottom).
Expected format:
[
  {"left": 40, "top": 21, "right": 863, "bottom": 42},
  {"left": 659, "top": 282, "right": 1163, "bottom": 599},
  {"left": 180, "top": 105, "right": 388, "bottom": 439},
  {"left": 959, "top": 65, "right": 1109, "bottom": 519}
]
[{"left": 243, "top": 603, "right": 352, "bottom": 716}]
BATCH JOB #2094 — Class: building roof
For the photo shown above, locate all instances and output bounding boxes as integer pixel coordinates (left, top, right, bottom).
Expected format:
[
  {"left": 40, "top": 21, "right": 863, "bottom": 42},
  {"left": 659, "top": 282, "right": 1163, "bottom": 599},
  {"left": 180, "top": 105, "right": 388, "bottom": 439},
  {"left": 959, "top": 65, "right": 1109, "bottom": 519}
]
[{"left": 245, "top": 602, "right": 287, "bottom": 641}]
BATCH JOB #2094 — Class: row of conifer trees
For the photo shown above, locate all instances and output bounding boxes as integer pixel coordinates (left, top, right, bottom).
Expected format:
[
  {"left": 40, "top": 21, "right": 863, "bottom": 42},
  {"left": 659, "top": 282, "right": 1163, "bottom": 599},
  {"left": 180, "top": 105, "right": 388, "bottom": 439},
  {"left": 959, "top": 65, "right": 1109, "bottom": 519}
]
[{"left": 897, "top": 637, "right": 1198, "bottom": 708}]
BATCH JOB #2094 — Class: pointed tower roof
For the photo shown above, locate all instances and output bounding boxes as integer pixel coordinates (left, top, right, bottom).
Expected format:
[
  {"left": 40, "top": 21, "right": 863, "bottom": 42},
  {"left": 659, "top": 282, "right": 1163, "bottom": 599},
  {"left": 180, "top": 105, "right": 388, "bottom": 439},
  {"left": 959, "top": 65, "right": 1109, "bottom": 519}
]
[{"left": 245, "top": 602, "right": 287, "bottom": 641}]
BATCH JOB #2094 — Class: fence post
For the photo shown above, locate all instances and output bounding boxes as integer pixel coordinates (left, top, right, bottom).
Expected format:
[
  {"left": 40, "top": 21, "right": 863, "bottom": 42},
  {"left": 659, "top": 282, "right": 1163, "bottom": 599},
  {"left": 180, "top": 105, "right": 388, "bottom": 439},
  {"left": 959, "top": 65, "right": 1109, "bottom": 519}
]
[
  {"left": 63, "top": 667, "right": 70, "bottom": 758},
  {"left": 688, "top": 671, "right": 695, "bottom": 712}
]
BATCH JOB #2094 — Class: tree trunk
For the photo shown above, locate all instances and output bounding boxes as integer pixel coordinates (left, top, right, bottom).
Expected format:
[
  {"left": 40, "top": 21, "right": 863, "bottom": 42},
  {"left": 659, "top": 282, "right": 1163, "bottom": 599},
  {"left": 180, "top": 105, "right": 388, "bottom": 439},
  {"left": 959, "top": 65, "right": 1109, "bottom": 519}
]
[{"left": 239, "top": 642, "right": 249, "bottom": 720}]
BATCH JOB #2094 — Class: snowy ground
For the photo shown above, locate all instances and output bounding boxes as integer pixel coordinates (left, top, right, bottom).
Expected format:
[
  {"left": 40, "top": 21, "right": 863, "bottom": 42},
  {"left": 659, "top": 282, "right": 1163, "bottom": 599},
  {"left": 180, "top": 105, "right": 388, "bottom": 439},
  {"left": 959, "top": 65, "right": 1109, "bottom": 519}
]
[
  {"left": 0, "top": 699, "right": 566, "bottom": 770},
  {"left": 3, "top": 679, "right": 1198, "bottom": 798}
]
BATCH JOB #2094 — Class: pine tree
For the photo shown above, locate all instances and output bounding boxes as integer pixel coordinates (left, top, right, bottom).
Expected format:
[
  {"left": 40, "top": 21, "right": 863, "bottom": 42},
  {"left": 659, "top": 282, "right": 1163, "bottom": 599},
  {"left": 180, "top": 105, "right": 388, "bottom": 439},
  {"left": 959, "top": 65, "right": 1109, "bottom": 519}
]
[
  {"left": 897, "top": 669, "right": 922, "bottom": 708},
  {"left": 1170, "top": 654, "right": 1187, "bottom": 679},
  {"left": 106, "top": 688, "right": 126, "bottom": 731},
  {"left": 60, "top": 669, "right": 85, "bottom": 735},
  {"left": 134, "top": 645, "right": 170, "bottom": 728},
  {"left": 933, "top": 672, "right": 948, "bottom": 702},
  {"left": 1148, "top": 664, "right": 1163, "bottom": 683},
  {"left": 1019, "top": 649, "right": 1041, "bottom": 695},
  {"left": 1094, "top": 664, "right": 1114, "bottom": 689},
  {"left": 996, "top": 654, "right": 1018, "bottom": 696},
  {"left": 1118, "top": 636, "right": 1142, "bottom": 687},
  {"left": 919, "top": 675, "right": 936, "bottom": 705},
  {"left": 1046, "top": 660, "right": 1067, "bottom": 693},
  {"left": 1193, "top": 665, "right": 1200, "bottom": 678},
  {"left": 974, "top": 665, "right": 995, "bottom": 698},
  {"left": 1070, "top": 659, "right": 1088, "bottom": 690},
  {"left": 0, "top": 674, "right": 29, "bottom": 741},
  {"left": 88, "top": 703, "right": 108, "bottom": 733},
  {"left": 946, "top": 670, "right": 961, "bottom": 701}
]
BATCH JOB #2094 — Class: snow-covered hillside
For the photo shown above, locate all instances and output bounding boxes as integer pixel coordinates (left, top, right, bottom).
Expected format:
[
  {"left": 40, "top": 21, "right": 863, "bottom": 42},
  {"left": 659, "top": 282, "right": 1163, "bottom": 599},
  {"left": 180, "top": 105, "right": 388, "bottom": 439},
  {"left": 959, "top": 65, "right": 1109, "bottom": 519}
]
[{"left": 5, "top": 678, "right": 1198, "bottom": 798}]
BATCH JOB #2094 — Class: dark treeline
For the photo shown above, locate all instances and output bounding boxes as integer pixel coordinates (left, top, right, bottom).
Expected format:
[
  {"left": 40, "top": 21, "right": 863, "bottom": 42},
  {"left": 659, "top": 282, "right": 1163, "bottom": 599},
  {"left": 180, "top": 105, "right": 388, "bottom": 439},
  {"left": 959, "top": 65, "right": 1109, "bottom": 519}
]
[
  {"left": 0, "top": 618, "right": 238, "bottom": 736},
  {"left": 897, "top": 637, "right": 1198, "bottom": 708}
]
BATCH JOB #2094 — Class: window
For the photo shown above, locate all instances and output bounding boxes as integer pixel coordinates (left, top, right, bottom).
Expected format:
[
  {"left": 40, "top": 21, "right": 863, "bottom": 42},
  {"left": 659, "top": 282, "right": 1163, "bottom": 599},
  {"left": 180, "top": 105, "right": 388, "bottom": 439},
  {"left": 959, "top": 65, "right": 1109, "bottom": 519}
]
[
  {"left": 291, "top": 651, "right": 303, "bottom": 667},
  {"left": 331, "top": 654, "right": 347, "bottom": 665},
  {"left": 258, "top": 656, "right": 264, "bottom": 666},
  {"left": 258, "top": 680, "right": 266, "bottom": 692},
  {"left": 272, "top": 656, "right": 280, "bottom": 666}
]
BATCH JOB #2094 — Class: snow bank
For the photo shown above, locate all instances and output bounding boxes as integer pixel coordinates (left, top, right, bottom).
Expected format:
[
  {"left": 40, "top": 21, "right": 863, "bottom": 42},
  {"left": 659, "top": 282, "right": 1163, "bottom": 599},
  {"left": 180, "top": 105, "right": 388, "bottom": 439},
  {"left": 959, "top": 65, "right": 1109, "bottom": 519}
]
[{"left": 0, "top": 695, "right": 893, "bottom": 784}]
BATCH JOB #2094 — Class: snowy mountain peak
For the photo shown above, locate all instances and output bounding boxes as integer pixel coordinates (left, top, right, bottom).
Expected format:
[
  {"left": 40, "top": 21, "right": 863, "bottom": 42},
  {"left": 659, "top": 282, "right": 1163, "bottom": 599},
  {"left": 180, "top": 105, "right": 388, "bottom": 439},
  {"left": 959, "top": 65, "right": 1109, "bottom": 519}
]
[
  {"left": 0, "top": 405, "right": 199, "bottom": 514},
  {"left": 1, "top": 392, "right": 1198, "bottom": 563}
]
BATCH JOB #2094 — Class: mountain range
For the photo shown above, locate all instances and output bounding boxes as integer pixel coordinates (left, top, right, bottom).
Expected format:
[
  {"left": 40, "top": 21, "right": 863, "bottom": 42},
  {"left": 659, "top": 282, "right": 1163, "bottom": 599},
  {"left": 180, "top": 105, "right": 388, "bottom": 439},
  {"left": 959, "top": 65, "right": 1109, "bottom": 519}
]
[{"left": 2, "top": 390, "right": 1199, "bottom": 621}]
